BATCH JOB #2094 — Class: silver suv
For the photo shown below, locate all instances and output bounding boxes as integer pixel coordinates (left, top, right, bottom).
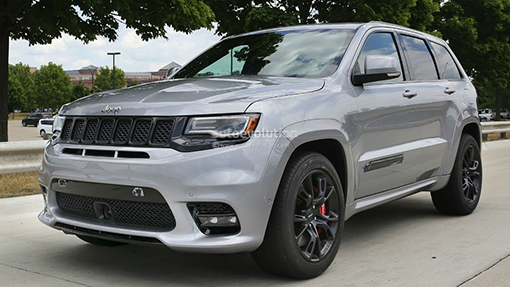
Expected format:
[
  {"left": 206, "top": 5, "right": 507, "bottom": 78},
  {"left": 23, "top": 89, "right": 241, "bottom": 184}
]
[{"left": 39, "top": 22, "right": 482, "bottom": 279}]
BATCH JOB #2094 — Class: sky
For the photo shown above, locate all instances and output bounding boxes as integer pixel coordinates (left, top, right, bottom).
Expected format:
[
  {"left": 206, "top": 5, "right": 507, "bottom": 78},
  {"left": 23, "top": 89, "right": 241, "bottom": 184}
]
[{"left": 9, "top": 25, "right": 221, "bottom": 73}]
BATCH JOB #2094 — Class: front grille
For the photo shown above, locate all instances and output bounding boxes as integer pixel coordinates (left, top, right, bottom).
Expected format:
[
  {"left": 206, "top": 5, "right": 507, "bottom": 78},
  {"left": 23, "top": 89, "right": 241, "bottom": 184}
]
[
  {"left": 56, "top": 192, "right": 176, "bottom": 231},
  {"left": 59, "top": 117, "right": 175, "bottom": 147}
]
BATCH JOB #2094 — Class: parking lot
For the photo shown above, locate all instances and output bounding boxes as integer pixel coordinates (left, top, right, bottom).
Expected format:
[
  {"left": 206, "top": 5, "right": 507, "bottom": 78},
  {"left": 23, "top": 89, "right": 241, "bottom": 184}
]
[{"left": 8, "top": 120, "right": 42, "bottom": 142}]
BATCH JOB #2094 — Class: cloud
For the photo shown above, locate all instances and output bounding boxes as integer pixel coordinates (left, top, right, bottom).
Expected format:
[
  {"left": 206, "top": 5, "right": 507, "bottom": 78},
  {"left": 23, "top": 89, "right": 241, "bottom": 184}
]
[{"left": 9, "top": 24, "right": 220, "bottom": 72}]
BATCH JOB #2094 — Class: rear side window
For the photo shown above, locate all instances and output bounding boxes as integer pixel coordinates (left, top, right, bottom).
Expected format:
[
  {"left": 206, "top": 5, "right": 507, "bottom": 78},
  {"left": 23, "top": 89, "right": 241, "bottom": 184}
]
[
  {"left": 430, "top": 43, "right": 461, "bottom": 80},
  {"left": 401, "top": 35, "right": 438, "bottom": 81},
  {"left": 356, "top": 32, "right": 403, "bottom": 82}
]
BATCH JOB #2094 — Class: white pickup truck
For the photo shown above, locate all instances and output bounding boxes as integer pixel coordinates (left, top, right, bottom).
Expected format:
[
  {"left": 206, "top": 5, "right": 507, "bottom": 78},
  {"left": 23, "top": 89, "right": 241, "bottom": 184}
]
[{"left": 478, "top": 108, "right": 494, "bottom": 121}]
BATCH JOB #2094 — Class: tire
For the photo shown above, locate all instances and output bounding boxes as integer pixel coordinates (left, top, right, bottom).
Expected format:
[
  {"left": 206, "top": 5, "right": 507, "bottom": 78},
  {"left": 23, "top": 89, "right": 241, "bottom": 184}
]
[
  {"left": 252, "top": 152, "right": 345, "bottom": 279},
  {"left": 40, "top": 130, "right": 46, "bottom": 137},
  {"left": 34, "top": 122, "right": 38, "bottom": 127},
  {"left": 431, "top": 134, "right": 482, "bottom": 215},
  {"left": 22, "top": 121, "right": 27, "bottom": 127},
  {"left": 76, "top": 235, "right": 126, "bottom": 247}
]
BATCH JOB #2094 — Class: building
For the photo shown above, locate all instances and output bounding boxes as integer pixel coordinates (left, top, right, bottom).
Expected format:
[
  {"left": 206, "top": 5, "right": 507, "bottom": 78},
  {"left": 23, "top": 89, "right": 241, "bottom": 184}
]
[{"left": 66, "top": 62, "right": 181, "bottom": 88}]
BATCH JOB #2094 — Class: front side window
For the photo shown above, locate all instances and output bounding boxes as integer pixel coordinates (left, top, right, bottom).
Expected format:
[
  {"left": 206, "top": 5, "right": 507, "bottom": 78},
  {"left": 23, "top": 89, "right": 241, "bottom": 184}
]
[
  {"left": 174, "top": 29, "right": 356, "bottom": 79},
  {"left": 401, "top": 35, "right": 438, "bottom": 81},
  {"left": 430, "top": 42, "right": 461, "bottom": 80},
  {"left": 356, "top": 32, "right": 404, "bottom": 82}
]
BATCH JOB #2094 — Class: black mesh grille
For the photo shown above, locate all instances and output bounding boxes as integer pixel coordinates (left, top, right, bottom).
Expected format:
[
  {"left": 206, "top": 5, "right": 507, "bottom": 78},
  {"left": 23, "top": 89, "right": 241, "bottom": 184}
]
[
  {"left": 131, "top": 119, "right": 152, "bottom": 145},
  {"left": 57, "top": 117, "right": 175, "bottom": 148},
  {"left": 61, "top": 119, "right": 73, "bottom": 141},
  {"left": 98, "top": 119, "right": 115, "bottom": 144},
  {"left": 113, "top": 119, "right": 132, "bottom": 144},
  {"left": 195, "top": 203, "right": 236, "bottom": 215},
  {"left": 56, "top": 192, "right": 176, "bottom": 230},
  {"left": 83, "top": 118, "right": 99, "bottom": 143},
  {"left": 152, "top": 120, "right": 174, "bottom": 145},
  {"left": 71, "top": 119, "right": 85, "bottom": 142}
]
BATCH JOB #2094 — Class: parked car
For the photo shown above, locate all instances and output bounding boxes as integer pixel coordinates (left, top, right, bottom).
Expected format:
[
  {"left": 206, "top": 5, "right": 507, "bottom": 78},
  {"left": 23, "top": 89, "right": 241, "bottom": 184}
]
[
  {"left": 478, "top": 108, "right": 494, "bottom": 122},
  {"left": 499, "top": 108, "right": 509, "bottom": 119},
  {"left": 39, "top": 22, "right": 482, "bottom": 279},
  {"left": 22, "top": 112, "right": 52, "bottom": 127},
  {"left": 37, "top": 119, "right": 54, "bottom": 137}
]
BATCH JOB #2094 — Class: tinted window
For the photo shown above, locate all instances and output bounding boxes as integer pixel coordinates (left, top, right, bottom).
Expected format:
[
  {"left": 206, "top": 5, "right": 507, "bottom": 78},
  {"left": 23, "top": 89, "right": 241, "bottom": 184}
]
[
  {"left": 401, "top": 35, "right": 437, "bottom": 80},
  {"left": 356, "top": 33, "right": 403, "bottom": 82},
  {"left": 174, "top": 29, "right": 356, "bottom": 78},
  {"left": 430, "top": 43, "right": 461, "bottom": 80}
]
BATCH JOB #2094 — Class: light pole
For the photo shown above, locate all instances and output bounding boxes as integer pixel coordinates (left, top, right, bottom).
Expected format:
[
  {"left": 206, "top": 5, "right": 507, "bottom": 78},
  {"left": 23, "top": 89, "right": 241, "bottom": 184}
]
[{"left": 107, "top": 52, "right": 121, "bottom": 89}]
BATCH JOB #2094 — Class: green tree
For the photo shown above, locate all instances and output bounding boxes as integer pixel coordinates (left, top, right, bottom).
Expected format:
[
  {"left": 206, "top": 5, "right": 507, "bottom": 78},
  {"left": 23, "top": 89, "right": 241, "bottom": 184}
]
[
  {"left": 9, "top": 63, "right": 35, "bottom": 111},
  {"left": 205, "top": 0, "right": 439, "bottom": 36},
  {"left": 433, "top": 0, "right": 510, "bottom": 119},
  {"left": 32, "top": 62, "right": 72, "bottom": 111},
  {"left": 93, "top": 66, "right": 127, "bottom": 92},
  {"left": 71, "top": 82, "right": 92, "bottom": 102},
  {"left": 0, "top": 0, "right": 214, "bottom": 141},
  {"left": 127, "top": 80, "right": 139, "bottom": 87},
  {"left": 7, "top": 76, "right": 26, "bottom": 114}
]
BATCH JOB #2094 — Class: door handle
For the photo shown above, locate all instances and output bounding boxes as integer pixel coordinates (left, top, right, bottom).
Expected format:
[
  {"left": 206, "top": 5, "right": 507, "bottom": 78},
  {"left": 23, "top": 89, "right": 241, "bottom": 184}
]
[
  {"left": 444, "top": 87, "right": 456, "bottom": 94},
  {"left": 403, "top": 90, "right": 418, "bottom": 99}
]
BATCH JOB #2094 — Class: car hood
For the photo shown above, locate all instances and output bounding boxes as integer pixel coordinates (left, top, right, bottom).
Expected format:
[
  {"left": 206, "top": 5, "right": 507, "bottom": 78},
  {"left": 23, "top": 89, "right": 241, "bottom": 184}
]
[{"left": 61, "top": 76, "right": 324, "bottom": 116}]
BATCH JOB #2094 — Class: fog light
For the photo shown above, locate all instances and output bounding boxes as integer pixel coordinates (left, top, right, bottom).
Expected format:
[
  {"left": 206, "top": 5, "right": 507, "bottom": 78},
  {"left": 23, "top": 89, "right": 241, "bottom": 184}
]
[
  {"left": 188, "top": 202, "right": 241, "bottom": 235},
  {"left": 198, "top": 215, "right": 239, "bottom": 227}
]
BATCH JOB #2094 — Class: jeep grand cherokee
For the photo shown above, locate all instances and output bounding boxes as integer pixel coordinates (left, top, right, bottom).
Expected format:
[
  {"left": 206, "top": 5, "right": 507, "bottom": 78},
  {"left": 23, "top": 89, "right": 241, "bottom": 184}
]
[{"left": 39, "top": 22, "right": 482, "bottom": 278}]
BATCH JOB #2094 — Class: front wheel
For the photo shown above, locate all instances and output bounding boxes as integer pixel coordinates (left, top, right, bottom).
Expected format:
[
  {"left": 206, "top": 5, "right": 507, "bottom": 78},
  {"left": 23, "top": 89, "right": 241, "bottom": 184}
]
[
  {"left": 431, "top": 134, "right": 482, "bottom": 215},
  {"left": 252, "top": 152, "right": 344, "bottom": 279},
  {"left": 22, "top": 121, "right": 27, "bottom": 127},
  {"left": 39, "top": 130, "right": 46, "bottom": 137}
]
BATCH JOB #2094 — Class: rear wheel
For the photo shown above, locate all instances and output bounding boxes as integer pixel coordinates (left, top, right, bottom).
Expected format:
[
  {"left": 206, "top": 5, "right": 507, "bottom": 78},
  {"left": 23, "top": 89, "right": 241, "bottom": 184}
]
[
  {"left": 39, "top": 130, "right": 46, "bottom": 137},
  {"left": 76, "top": 235, "right": 126, "bottom": 247},
  {"left": 431, "top": 134, "right": 482, "bottom": 215},
  {"left": 252, "top": 152, "right": 344, "bottom": 279}
]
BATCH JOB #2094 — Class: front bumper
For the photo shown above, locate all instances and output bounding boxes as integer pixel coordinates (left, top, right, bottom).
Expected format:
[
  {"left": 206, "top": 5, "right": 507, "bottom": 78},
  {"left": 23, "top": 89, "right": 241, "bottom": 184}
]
[{"left": 39, "top": 135, "right": 290, "bottom": 253}]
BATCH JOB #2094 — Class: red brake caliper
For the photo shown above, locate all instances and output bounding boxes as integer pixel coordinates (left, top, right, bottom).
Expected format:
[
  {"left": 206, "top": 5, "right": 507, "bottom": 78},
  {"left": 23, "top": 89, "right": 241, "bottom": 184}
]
[
  {"left": 318, "top": 203, "right": 326, "bottom": 234},
  {"left": 319, "top": 204, "right": 326, "bottom": 215},
  {"left": 314, "top": 187, "right": 327, "bottom": 234}
]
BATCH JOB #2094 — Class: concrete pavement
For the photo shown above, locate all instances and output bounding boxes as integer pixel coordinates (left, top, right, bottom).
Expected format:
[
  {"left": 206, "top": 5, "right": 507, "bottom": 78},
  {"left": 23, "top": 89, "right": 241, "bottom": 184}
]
[{"left": 1, "top": 139, "right": 509, "bottom": 286}]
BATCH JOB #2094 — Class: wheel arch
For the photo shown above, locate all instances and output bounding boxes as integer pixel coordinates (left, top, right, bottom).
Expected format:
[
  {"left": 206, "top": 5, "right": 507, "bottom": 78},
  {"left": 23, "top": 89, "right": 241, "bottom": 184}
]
[
  {"left": 462, "top": 122, "right": 482, "bottom": 148},
  {"left": 292, "top": 139, "right": 348, "bottom": 201},
  {"left": 274, "top": 119, "right": 355, "bottom": 206}
]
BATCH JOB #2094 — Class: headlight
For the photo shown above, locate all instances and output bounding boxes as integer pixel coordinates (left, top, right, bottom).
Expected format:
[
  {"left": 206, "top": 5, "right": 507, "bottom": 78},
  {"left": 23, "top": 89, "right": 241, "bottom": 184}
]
[
  {"left": 52, "top": 115, "right": 66, "bottom": 133},
  {"left": 185, "top": 114, "right": 259, "bottom": 139}
]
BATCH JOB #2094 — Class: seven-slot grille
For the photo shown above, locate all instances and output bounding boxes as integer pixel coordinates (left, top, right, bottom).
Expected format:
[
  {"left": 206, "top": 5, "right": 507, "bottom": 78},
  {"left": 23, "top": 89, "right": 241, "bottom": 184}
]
[{"left": 59, "top": 117, "right": 175, "bottom": 147}]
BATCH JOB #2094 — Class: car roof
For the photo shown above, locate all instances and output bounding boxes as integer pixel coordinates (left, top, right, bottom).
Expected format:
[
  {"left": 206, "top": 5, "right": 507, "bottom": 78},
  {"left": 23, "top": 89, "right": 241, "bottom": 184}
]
[{"left": 224, "top": 21, "right": 446, "bottom": 46}]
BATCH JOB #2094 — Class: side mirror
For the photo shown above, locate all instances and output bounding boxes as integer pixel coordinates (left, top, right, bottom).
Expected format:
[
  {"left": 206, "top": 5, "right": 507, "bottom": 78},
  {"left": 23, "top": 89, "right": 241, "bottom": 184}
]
[{"left": 352, "top": 55, "right": 401, "bottom": 86}]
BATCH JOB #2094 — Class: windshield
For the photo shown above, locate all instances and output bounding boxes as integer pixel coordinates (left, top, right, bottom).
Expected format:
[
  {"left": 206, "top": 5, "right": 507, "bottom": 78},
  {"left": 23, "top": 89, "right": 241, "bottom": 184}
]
[{"left": 173, "top": 29, "right": 356, "bottom": 79}]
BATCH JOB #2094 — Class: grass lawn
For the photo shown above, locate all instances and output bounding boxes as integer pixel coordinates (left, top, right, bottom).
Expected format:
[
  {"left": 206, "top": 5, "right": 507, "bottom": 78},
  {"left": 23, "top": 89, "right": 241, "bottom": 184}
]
[
  {"left": 8, "top": 112, "right": 30, "bottom": 121},
  {"left": 0, "top": 171, "right": 40, "bottom": 198}
]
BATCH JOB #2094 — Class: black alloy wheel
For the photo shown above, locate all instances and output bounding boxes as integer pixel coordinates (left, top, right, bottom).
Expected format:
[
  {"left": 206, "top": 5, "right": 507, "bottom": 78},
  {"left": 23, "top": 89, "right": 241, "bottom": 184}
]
[{"left": 253, "top": 152, "right": 344, "bottom": 279}]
